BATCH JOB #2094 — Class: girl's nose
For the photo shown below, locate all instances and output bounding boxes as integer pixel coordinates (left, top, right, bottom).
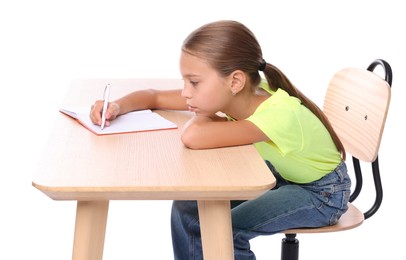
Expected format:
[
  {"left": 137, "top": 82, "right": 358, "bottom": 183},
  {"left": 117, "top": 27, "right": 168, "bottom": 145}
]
[{"left": 181, "top": 84, "right": 191, "bottom": 99}]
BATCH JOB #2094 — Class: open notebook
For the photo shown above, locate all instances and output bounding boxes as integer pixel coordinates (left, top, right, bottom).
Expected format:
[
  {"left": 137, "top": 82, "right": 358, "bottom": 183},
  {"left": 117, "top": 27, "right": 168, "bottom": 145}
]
[{"left": 60, "top": 107, "right": 177, "bottom": 135}]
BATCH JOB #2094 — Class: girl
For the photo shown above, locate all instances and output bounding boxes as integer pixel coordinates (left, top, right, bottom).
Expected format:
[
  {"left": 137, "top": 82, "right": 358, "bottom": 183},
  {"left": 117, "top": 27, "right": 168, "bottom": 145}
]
[{"left": 90, "top": 20, "right": 351, "bottom": 260}]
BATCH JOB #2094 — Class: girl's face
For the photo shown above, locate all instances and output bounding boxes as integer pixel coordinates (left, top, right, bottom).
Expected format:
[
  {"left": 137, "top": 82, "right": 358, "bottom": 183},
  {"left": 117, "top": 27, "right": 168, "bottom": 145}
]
[{"left": 179, "top": 51, "right": 232, "bottom": 115}]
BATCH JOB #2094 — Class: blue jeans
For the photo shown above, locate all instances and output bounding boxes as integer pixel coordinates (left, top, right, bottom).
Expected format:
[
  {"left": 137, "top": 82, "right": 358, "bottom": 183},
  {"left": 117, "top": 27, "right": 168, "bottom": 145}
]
[{"left": 171, "top": 161, "right": 351, "bottom": 260}]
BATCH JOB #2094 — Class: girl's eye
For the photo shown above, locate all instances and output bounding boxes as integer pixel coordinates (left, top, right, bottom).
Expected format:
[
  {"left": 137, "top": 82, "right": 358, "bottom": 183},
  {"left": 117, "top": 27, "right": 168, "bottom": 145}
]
[{"left": 190, "top": 81, "right": 198, "bottom": 86}]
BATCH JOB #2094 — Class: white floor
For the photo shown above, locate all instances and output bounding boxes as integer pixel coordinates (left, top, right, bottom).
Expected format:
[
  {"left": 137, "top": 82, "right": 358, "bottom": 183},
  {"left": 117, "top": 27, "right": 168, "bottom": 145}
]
[{"left": 1, "top": 1, "right": 404, "bottom": 259}]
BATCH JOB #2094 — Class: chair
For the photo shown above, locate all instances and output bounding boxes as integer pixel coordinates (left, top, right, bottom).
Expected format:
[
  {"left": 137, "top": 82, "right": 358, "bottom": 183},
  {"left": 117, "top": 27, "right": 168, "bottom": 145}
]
[{"left": 280, "top": 59, "right": 393, "bottom": 260}]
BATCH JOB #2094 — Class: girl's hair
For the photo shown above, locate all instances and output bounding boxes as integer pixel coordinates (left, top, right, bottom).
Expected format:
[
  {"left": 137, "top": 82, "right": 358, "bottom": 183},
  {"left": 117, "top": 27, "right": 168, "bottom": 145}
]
[{"left": 182, "top": 20, "right": 346, "bottom": 160}]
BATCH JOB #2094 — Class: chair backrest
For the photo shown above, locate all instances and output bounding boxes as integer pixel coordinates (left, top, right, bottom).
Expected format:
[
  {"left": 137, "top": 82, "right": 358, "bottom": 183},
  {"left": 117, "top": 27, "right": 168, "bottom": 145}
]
[
  {"left": 323, "top": 59, "right": 392, "bottom": 218},
  {"left": 323, "top": 62, "right": 391, "bottom": 162}
]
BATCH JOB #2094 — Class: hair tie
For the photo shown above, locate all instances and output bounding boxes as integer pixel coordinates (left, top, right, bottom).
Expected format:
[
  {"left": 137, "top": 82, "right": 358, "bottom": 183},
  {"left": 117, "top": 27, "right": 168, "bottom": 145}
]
[{"left": 259, "top": 59, "right": 266, "bottom": 71}]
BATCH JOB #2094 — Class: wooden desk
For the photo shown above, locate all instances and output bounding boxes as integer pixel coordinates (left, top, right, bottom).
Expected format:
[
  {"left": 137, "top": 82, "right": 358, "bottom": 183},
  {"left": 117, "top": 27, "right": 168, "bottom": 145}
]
[{"left": 32, "top": 79, "right": 276, "bottom": 260}]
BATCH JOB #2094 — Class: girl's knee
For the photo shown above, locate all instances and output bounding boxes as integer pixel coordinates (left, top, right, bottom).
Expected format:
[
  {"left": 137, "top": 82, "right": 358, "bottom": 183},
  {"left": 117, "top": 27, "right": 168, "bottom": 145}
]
[{"left": 172, "top": 200, "right": 198, "bottom": 215}]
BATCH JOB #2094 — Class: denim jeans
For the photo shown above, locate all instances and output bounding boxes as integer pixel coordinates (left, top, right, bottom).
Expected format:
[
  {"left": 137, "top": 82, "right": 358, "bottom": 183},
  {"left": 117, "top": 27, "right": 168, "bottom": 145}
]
[{"left": 171, "top": 161, "right": 351, "bottom": 260}]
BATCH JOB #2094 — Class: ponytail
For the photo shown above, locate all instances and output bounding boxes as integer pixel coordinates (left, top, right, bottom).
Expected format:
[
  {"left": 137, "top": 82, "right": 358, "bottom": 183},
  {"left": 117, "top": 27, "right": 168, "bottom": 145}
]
[{"left": 262, "top": 63, "right": 346, "bottom": 160}]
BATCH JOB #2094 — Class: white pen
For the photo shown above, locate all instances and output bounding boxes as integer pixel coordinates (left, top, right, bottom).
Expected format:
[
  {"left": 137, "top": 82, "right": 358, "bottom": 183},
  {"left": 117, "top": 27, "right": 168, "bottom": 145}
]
[{"left": 100, "top": 84, "right": 111, "bottom": 130}]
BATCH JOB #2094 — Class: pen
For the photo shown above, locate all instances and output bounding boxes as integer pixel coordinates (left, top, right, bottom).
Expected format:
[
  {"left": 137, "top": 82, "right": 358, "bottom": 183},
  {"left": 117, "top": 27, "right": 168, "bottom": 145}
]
[{"left": 101, "top": 84, "right": 110, "bottom": 130}]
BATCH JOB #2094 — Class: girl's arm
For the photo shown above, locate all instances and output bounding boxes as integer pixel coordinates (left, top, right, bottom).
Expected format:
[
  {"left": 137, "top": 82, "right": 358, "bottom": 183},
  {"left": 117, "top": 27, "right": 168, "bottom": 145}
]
[
  {"left": 115, "top": 89, "right": 187, "bottom": 113},
  {"left": 181, "top": 115, "right": 269, "bottom": 149},
  {"left": 90, "top": 89, "right": 187, "bottom": 126}
]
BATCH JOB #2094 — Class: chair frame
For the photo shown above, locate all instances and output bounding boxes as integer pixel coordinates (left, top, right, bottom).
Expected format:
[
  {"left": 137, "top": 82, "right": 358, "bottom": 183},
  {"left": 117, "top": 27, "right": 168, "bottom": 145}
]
[{"left": 280, "top": 59, "right": 393, "bottom": 260}]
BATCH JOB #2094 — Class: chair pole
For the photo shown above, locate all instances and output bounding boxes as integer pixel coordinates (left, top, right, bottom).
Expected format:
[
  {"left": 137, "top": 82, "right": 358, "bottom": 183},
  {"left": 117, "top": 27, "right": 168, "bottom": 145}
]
[{"left": 281, "top": 234, "right": 299, "bottom": 260}]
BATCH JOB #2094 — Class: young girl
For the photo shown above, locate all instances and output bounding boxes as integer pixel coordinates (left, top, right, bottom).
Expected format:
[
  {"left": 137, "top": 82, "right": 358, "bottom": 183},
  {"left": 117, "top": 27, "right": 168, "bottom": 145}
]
[{"left": 90, "top": 20, "right": 351, "bottom": 260}]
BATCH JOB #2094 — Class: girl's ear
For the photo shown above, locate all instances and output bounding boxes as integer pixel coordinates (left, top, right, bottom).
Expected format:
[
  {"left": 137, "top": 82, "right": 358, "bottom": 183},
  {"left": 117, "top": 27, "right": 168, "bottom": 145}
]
[{"left": 230, "top": 70, "right": 246, "bottom": 95}]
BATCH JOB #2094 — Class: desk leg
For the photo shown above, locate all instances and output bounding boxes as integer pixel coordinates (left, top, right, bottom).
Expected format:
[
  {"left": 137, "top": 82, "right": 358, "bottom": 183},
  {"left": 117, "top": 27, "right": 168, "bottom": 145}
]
[
  {"left": 198, "top": 200, "right": 234, "bottom": 260},
  {"left": 72, "top": 201, "right": 109, "bottom": 260}
]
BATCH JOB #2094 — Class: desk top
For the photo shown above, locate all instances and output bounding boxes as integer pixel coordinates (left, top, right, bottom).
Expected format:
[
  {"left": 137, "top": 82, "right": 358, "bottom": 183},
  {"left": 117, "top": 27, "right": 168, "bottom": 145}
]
[{"left": 32, "top": 79, "right": 276, "bottom": 201}]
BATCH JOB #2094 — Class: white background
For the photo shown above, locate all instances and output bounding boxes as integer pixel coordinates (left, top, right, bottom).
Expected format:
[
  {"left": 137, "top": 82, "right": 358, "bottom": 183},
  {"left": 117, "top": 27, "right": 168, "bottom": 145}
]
[{"left": 1, "top": 0, "right": 404, "bottom": 259}]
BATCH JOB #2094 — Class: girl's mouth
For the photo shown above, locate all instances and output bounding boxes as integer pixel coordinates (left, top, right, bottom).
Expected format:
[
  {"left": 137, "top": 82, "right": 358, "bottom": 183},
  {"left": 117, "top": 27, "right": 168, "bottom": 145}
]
[{"left": 188, "top": 105, "right": 198, "bottom": 112}]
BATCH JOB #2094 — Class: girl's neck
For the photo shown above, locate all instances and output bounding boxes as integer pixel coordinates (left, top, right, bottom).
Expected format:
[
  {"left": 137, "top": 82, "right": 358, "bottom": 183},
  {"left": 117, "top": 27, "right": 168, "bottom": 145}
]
[{"left": 225, "top": 88, "right": 270, "bottom": 120}]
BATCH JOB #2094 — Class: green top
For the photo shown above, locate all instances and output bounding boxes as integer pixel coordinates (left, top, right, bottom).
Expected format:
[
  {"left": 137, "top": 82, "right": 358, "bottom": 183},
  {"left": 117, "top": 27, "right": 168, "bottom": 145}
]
[{"left": 245, "top": 85, "right": 341, "bottom": 183}]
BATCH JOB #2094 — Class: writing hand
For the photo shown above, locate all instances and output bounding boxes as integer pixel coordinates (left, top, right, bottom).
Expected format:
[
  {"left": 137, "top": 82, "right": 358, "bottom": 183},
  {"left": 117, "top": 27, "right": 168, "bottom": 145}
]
[{"left": 89, "top": 101, "right": 120, "bottom": 127}]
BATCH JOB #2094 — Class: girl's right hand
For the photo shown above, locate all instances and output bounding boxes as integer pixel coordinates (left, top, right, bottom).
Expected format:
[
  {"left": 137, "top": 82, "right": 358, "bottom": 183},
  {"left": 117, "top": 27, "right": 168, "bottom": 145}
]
[{"left": 89, "top": 100, "right": 120, "bottom": 127}]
